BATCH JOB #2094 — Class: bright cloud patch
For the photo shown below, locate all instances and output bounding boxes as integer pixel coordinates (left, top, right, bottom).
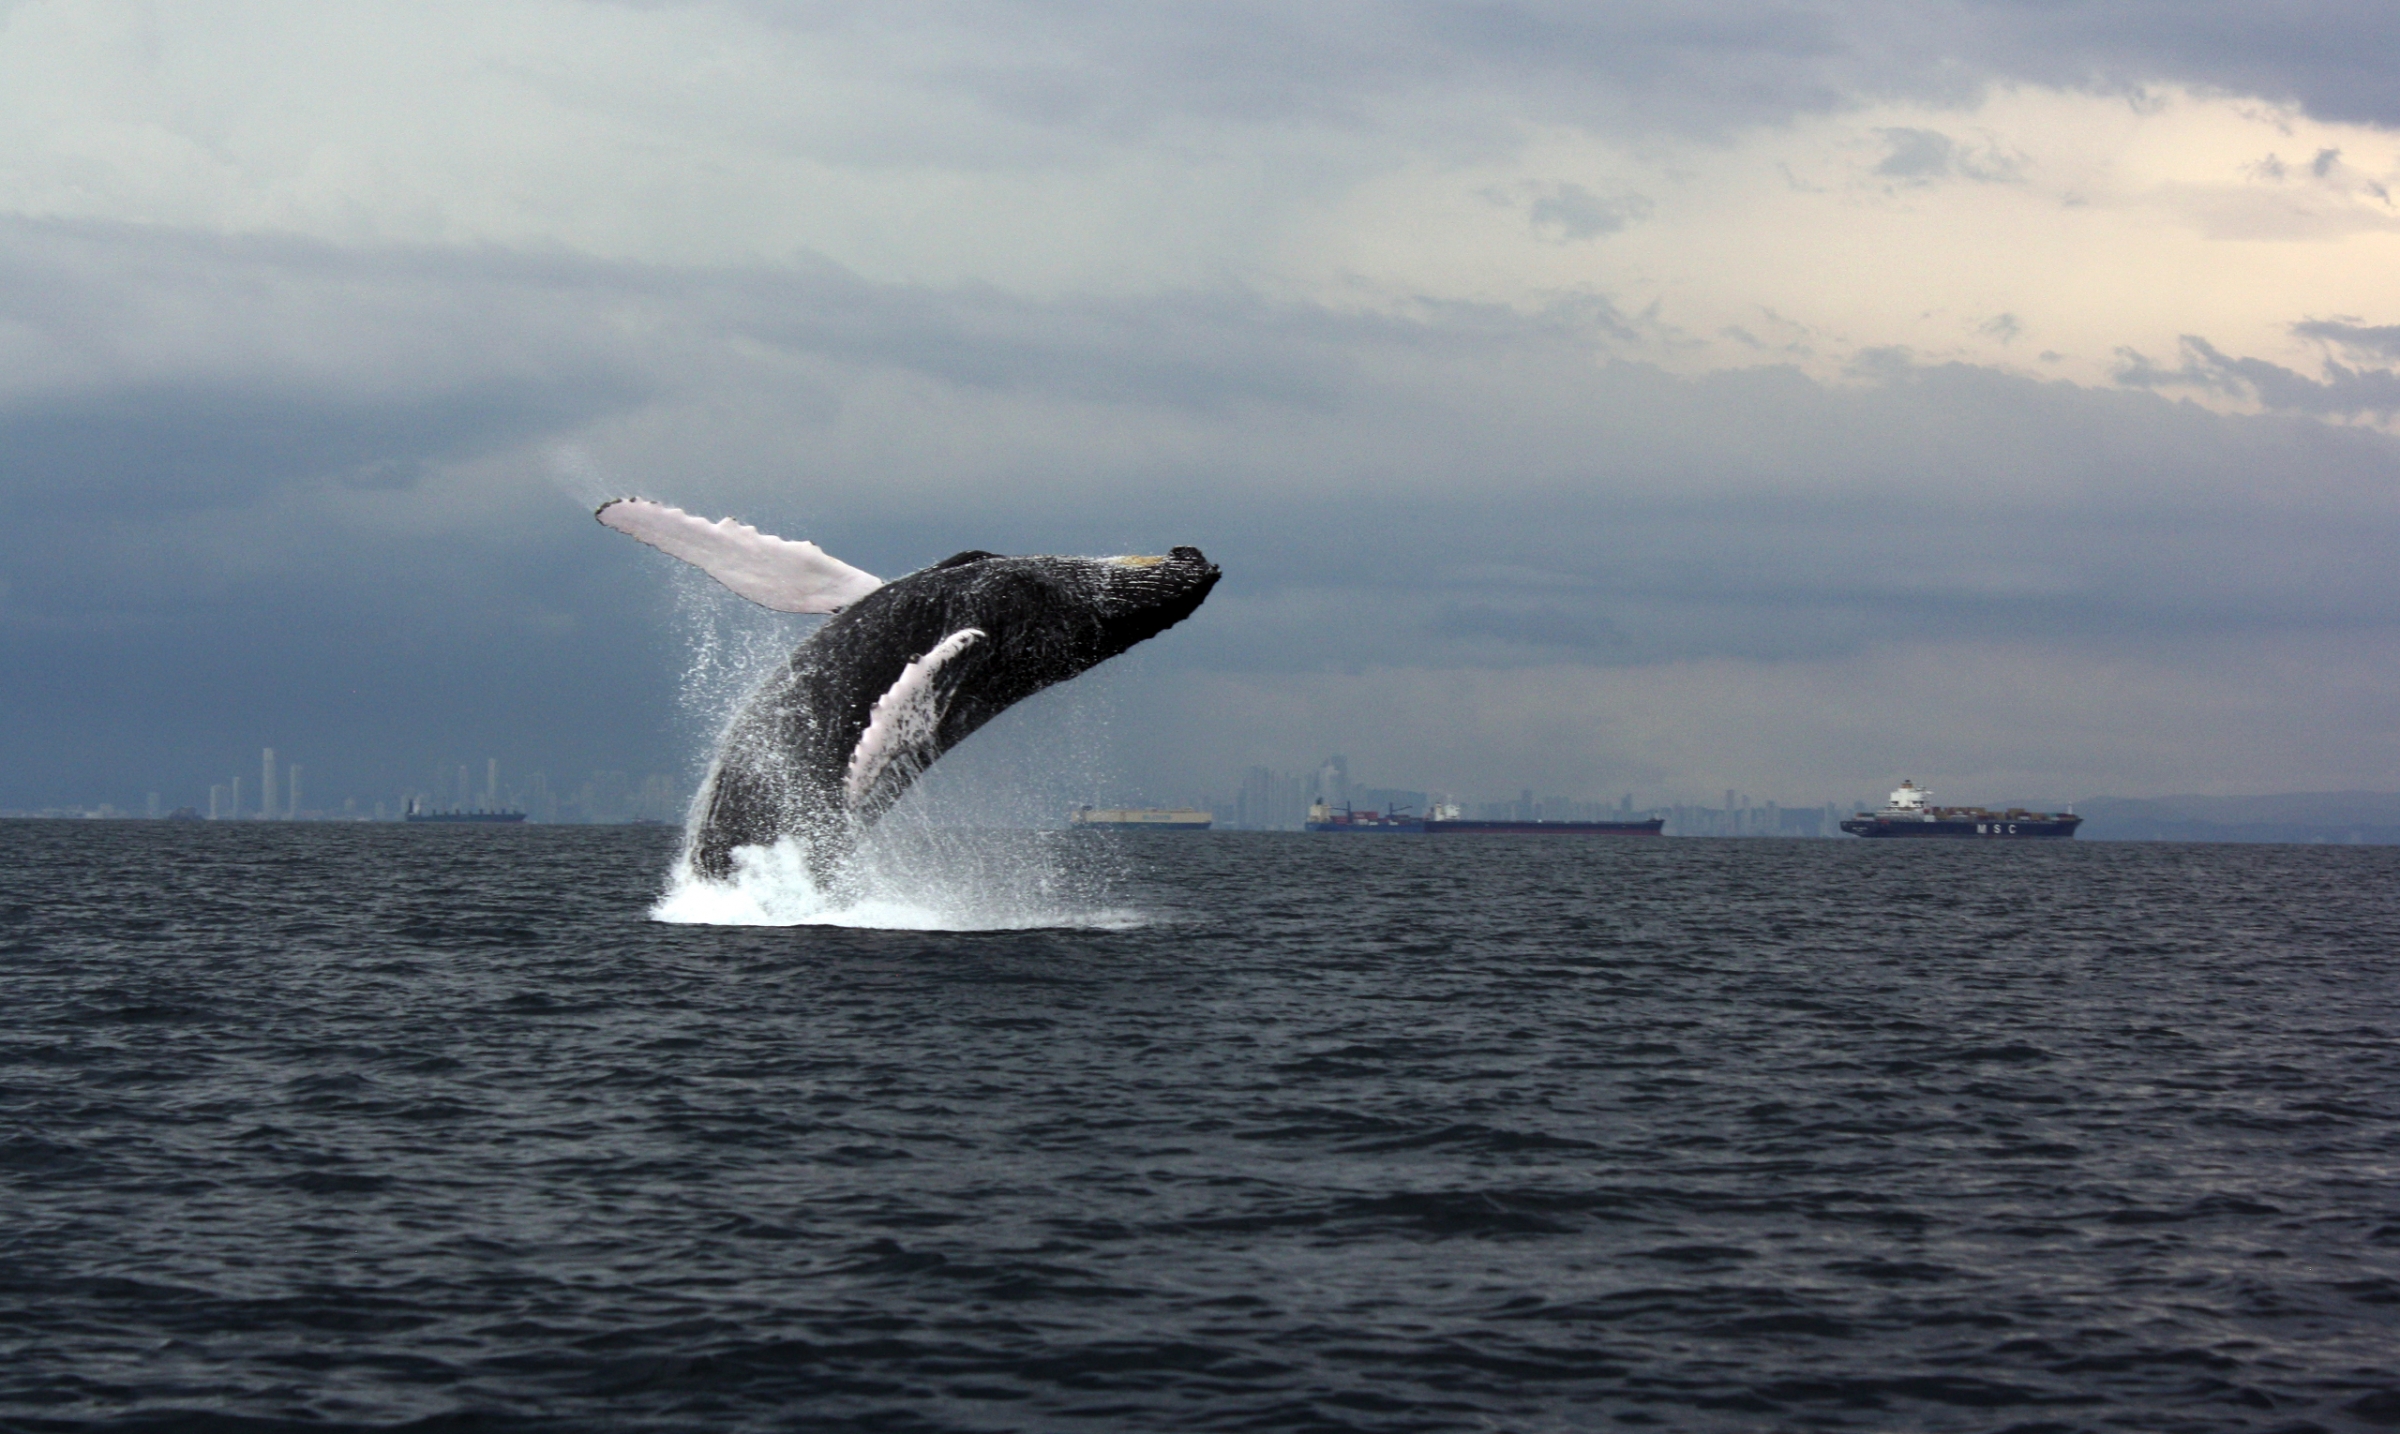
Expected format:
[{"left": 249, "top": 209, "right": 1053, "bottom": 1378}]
[{"left": 1295, "top": 86, "right": 2400, "bottom": 409}]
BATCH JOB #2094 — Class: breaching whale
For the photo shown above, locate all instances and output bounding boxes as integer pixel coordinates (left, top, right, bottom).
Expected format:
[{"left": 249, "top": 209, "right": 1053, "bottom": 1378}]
[{"left": 598, "top": 499, "right": 1220, "bottom": 884}]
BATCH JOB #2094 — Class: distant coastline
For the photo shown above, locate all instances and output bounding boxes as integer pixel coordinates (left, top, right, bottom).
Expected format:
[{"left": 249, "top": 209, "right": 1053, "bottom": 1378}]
[
  {"left": 12, "top": 790, "right": 2400, "bottom": 845},
  {"left": 2067, "top": 792, "right": 2400, "bottom": 845}
]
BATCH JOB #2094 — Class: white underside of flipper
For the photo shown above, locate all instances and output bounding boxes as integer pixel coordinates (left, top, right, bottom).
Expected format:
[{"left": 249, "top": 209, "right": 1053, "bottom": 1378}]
[
  {"left": 845, "top": 629, "right": 985, "bottom": 808},
  {"left": 597, "top": 498, "right": 883, "bottom": 613}
]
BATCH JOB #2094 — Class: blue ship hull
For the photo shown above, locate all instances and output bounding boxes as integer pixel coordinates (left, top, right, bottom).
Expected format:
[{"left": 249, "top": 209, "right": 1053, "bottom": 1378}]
[{"left": 1840, "top": 815, "right": 2079, "bottom": 838}]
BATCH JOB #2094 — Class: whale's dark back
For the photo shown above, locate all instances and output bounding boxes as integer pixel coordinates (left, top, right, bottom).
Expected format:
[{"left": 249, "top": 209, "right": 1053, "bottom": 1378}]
[{"left": 689, "top": 547, "right": 1219, "bottom": 880}]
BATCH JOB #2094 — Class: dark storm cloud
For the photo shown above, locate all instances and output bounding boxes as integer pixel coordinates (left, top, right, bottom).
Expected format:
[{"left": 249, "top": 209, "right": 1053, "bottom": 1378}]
[
  {"left": 788, "top": 286, "right": 2400, "bottom": 673},
  {"left": 2295, "top": 319, "right": 2400, "bottom": 361},
  {"left": 681, "top": 274, "right": 2400, "bottom": 675},
  {"left": 2116, "top": 335, "right": 2400, "bottom": 420},
  {"left": 12, "top": 222, "right": 2395, "bottom": 639},
  {"left": 0, "top": 221, "right": 686, "bottom": 805},
  {"left": 723, "top": 267, "right": 1361, "bottom": 414},
  {"left": 1525, "top": 183, "right": 1653, "bottom": 242},
  {"left": 1953, "top": 0, "right": 2400, "bottom": 129},
  {"left": 724, "top": 1, "right": 2400, "bottom": 141},
  {"left": 1431, "top": 601, "right": 1630, "bottom": 652},
  {"left": 827, "top": 0, "right": 1861, "bottom": 138},
  {"left": 1870, "top": 128, "right": 2023, "bottom": 185},
  {"left": 1876, "top": 128, "right": 1957, "bottom": 179},
  {"left": 0, "top": 220, "right": 660, "bottom": 520},
  {"left": 0, "top": 376, "right": 641, "bottom": 517}
]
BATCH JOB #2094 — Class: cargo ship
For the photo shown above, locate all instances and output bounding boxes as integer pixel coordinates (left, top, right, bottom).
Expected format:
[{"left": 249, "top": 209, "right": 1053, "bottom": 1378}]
[
  {"left": 1305, "top": 802, "right": 1426, "bottom": 833},
  {"left": 1305, "top": 801, "right": 1665, "bottom": 836},
  {"left": 1838, "top": 781, "right": 2080, "bottom": 839},
  {"left": 1069, "top": 806, "right": 1213, "bottom": 831}
]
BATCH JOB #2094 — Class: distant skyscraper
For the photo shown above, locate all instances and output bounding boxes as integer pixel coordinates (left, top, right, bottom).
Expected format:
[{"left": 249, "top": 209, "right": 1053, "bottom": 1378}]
[
  {"left": 288, "top": 764, "right": 301, "bottom": 820},
  {"left": 1236, "top": 766, "right": 1311, "bottom": 830},
  {"left": 262, "top": 749, "right": 278, "bottom": 822},
  {"left": 209, "top": 785, "right": 225, "bottom": 820},
  {"left": 1315, "top": 755, "right": 1349, "bottom": 805},
  {"left": 485, "top": 758, "right": 499, "bottom": 808},
  {"left": 457, "top": 764, "right": 472, "bottom": 810},
  {"left": 231, "top": 774, "right": 243, "bottom": 819}
]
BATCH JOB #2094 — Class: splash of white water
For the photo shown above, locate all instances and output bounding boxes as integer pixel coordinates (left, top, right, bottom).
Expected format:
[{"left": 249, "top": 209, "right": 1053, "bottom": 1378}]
[
  {"left": 651, "top": 826, "right": 1145, "bottom": 931},
  {"left": 647, "top": 547, "right": 1142, "bottom": 932}
]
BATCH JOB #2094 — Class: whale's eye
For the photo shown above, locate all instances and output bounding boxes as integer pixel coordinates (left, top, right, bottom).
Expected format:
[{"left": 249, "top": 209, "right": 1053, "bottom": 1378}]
[{"left": 932, "top": 550, "right": 999, "bottom": 570}]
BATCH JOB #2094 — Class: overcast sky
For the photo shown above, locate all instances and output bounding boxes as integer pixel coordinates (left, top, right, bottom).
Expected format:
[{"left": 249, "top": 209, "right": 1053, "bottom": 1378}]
[{"left": 5, "top": 0, "right": 2398, "bottom": 811}]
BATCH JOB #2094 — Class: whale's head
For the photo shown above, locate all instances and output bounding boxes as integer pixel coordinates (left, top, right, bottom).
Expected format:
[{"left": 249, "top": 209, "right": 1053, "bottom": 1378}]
[
  {"left": 874, "top": 544, "right": 1219, "bottom": 705},
  {"left": 1087, "top": 545, "right": 1222, "bottom": 651}
]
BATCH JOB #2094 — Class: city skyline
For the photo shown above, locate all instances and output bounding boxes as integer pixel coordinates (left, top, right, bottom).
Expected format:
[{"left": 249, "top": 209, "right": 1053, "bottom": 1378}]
[
  {"left": 38, "top": 746, "right": 698, "bottom": 826},
  {"left": 20, "top": 735, "right": 2400, "bottom": 844},
  {"left": 15, "top": 733, "right": 2398, "bottom": 831},
  {"left": 6, "top": 732, "right": 1868, "bottom": 826}
]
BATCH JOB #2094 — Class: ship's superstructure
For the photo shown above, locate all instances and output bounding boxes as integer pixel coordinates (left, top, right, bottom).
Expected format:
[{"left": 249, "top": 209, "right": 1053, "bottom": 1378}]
[
  {"left": 1305, "top": 802, "right": 1425, "bottom": 833},
  {"left": 1838, "top": 781, "right": 2080, "bottom": 839}
]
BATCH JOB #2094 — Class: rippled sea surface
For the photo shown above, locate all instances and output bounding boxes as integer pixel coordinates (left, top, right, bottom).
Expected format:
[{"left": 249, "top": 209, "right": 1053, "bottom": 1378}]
[{"left": 5, "top": 822, "right": 2399, "bottom": 1433}]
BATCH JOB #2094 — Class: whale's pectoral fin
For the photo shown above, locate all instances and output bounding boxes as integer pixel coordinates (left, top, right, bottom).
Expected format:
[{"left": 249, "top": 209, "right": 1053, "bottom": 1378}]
[
  {"left": 844, "top": 628, "right": 987, "bottom": 815},
  {"left": 596, "top": 498, "right": 883, "bottom": 613}
]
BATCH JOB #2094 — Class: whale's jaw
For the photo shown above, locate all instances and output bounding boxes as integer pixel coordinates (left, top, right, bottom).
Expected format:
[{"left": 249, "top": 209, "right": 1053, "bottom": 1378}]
[{"left": 685, "top": 545, "right": 1219, "bottom": 885}]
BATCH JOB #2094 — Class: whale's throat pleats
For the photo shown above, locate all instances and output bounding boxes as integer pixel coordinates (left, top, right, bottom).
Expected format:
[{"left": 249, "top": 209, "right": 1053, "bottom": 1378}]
[{"left": 844, "top": 628, "right": 986, "bottom": 809}]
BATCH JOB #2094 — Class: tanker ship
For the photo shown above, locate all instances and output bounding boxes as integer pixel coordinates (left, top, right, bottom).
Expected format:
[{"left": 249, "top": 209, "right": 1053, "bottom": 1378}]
[{"left": 1838, "top": 781, "right": 2080, "bottom": 839}]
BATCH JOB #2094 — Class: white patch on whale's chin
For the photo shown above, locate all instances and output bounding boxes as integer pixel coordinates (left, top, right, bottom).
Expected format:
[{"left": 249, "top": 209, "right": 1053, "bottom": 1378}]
[
  {"left": 1105, "top": 555, "right": 1166, "bottom": 567},
  {"left": 844, "top": 627, "right": 984, "bottom": 807}
]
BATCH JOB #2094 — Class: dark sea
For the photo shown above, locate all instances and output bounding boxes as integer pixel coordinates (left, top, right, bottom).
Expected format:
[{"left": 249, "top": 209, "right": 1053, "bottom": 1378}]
[{"left": 5, "top": 822, "right": 2398, "bottom": 1433}]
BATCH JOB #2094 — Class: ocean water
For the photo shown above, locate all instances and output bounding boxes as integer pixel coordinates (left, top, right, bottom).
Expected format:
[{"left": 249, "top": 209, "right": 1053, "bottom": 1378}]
[{"left": 3, "top": 821, "right": 2397, "bottom": 1432}]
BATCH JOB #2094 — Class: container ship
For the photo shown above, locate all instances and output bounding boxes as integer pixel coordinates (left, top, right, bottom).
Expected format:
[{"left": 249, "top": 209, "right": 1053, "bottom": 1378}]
[
  {"left": 1838, "top": 781, "right": 2080, "bottom": 839},
  {"left": 1069, "top": 806, "right": 1213, "bottom": 831},
  {"left": 1304, "top": 801, "right": 1664, "bottom": 836}
]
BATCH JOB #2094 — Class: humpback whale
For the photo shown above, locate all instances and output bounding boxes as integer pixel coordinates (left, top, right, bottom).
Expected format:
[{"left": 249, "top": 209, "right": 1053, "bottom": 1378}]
[{"left": 599, "top": 499, "right": 1219, "bottom": 883}]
